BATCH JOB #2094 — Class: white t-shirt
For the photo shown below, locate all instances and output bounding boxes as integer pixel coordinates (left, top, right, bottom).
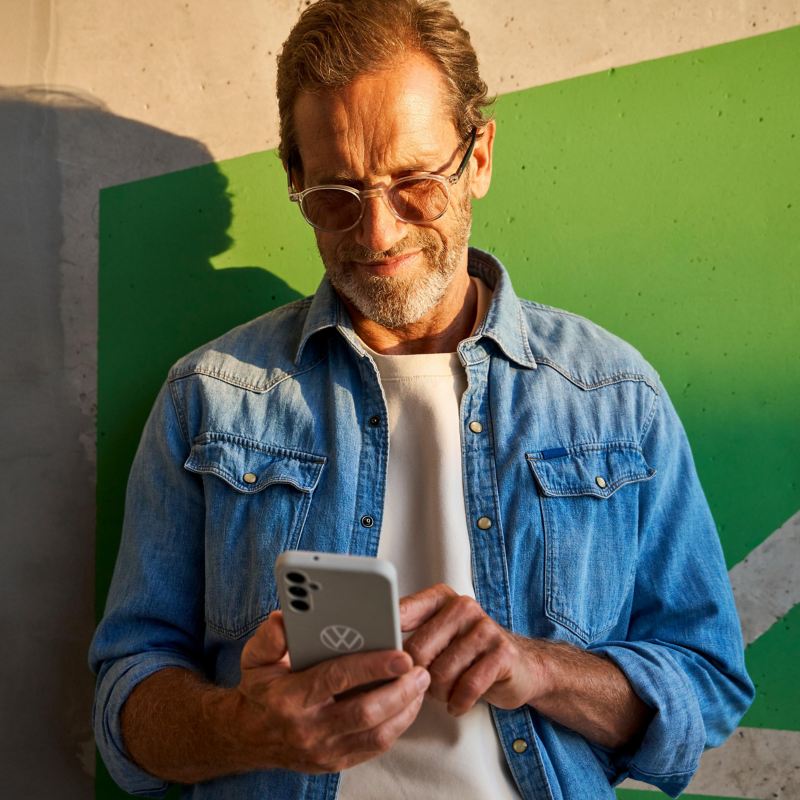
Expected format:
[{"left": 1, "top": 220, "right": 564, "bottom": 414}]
[{"left": 338, "top": 277, "right": 519, "bottom": 799}]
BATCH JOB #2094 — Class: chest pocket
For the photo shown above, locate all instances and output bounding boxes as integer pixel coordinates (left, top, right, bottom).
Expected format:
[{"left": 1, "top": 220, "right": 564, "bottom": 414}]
[
  {"left": 527, "top": 443, "right": 654, "bottom": 643},
  {"left": 185, "top": 434, "right": 326, "bottom": 639}
]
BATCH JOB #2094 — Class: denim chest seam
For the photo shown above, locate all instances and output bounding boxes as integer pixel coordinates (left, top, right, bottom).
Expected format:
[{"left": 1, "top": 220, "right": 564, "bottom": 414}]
[
  {"left": 168, "top": 354, "right": 326, "bottom": 394},
  {"left": 532, "top": 358, "right": 658, "bottom": 393}
]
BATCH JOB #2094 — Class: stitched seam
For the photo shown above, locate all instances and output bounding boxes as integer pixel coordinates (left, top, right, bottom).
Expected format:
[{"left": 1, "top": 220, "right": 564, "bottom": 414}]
[
  {"left": 528, "top": 468, "right": 656, "bottom": 498},
  {"left": 206, "top": 608, "right": 276, "bottom": 640},
  {"left": 185, "top": 462, "right": 317, "bottom": 494},
  {"left": 191, "top": 431, "right": 326, "bottom": 463},
  {"left": 168, "top": 381, "right": 191, "bottom": 448},
  {"left": 528, "top": 441, "right": 643, "bottom": 459},
  {"left": 533, "top": 358, "right": 658, "bottom": 392},
  {"left": 638, "top": 384, "right": 661, "bottom": 447},
  {"left": 169, "top": 355, "right": 325, "bottom": 393}
]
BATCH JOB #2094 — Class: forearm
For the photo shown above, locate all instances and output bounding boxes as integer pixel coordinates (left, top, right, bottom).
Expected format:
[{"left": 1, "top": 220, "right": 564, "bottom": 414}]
[
  {"left": 120, "top": 667, "right": 255, "bottom": 784},
  {"left": 522, "top": 637, "right": 653, "bottom": 749}
]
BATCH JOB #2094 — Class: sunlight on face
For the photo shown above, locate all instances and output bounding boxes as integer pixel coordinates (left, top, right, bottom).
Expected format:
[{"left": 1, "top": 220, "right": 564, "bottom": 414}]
[{"left": 293, "top": 54, "right": 474, "bottom": 329}]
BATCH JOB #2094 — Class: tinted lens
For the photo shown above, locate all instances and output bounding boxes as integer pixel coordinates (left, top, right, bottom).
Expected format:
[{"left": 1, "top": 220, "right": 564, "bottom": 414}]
[
  {"left": 389, "top": 177, "right": 449, "bottom": 222},
  {"left": 302, "top": 188, "right": 361, "bottom": 231}
]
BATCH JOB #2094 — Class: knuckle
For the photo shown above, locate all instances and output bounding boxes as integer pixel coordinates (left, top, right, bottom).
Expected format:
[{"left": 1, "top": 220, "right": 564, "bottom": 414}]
[
  {"left": 369, "top": 726, "right": 393, "bottom": 753},
  {"left": 427, "top": 661, "right": 450, "bottom": 685},
  {"left": 405, "top": 640, "right": 425, "bottom": 664},
  {"left": 353, "top": 699, "right": 378, "bottom": 730},
  {"left": 460, "top": 675, "right": 484, "bottom": 699},
  {"left": 454, "top": 595, "right": 479, "bottom": 615}
]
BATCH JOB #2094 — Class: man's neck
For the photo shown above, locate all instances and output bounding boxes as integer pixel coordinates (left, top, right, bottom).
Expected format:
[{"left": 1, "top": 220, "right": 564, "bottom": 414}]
[{"left": 345, "top": 268, "right": 477, "bottom": 355}]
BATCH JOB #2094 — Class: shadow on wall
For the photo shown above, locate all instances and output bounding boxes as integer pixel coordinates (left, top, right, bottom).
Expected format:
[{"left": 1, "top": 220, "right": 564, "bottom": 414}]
[{"left": 0, "top": 86, "right": 300, "bottom": 800}]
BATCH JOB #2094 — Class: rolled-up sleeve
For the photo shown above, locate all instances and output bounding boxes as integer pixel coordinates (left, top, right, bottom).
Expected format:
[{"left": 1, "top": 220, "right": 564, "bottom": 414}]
[
  {"left": 89, "top": 380, "right": 206, "bottom": 796},
  {"left": 588, "top": 382, "right": 754, "bottom": 797}
]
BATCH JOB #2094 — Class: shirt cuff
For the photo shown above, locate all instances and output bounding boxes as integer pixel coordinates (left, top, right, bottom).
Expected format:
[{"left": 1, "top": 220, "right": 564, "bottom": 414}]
[
  {"left": 586, "top": 641, "right": 706, "bottom": 798},
  {"left": 94, "top": 652, "right": 199, "bottom": 797}
]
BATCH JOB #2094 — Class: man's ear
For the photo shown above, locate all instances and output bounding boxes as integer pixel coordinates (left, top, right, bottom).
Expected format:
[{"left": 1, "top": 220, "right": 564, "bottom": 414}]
[{"left": 470, "top": 119, "right": 496, "bottom": 200}]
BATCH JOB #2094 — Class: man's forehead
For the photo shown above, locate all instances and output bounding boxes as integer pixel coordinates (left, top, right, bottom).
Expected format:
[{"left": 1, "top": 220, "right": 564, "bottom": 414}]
[{"left": 292, "top": 55, "right": 460, "bottom": 179}]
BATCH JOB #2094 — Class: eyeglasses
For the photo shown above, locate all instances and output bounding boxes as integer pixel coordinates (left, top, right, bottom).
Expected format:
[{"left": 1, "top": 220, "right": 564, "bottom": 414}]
[{"left": 287, "top": 128, "right": 477, "bottom": 233}]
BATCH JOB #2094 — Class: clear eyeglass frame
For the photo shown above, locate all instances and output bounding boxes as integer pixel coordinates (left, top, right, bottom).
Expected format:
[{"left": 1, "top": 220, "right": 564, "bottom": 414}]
[{"left": 287, "top": 127, "right": 477, "bottom": 233}]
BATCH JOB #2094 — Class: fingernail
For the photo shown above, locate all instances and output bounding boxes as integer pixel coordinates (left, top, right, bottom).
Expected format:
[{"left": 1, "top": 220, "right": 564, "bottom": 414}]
[
  {"left": 415, "top": 669, "right": 431, "bottom": 691},
  {"left": 390, "top": 655, "right": 410, "bottom": 675}
]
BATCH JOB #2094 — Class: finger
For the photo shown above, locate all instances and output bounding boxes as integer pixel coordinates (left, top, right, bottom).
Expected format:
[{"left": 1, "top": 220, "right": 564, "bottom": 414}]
[
  {"left": 400, "top": 583, "right": 457, "bottom": 631},
  {"left": 334, "top": 686, "right": 427, "bottom": 767},
  {"left": 302, "top": 649, "right": 413, "bottom": 706},
  {"left": 426, "top": 617, "right": 498, "bottom": 702},
  {"left": 447, "top": 655, "right": 504, "bottom": 717},
  {"left": 241, "top": 611, "right": 288, "bottom": 671},
  {"left": 404, "top": 594, "right": 484, "bottom": 668},
  {"left": 327, "top": 665, "right": 430, "bottom": 733}
]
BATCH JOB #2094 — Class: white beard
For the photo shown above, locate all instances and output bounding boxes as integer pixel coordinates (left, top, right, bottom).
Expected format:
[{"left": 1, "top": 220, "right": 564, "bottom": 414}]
[{"left": 320, "top": 191, "right": 472, "bottom": 329}]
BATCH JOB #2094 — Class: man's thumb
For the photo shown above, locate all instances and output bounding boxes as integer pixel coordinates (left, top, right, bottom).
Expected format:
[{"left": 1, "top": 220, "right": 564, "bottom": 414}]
[{"left": 240, "top": 611, "right": 288, "bottom": 670}]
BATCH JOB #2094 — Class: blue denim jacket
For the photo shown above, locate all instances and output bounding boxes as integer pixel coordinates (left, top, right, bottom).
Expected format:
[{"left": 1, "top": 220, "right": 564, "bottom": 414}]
[{"left": 90, "top": 248, "right": 753, "bottom": 799}]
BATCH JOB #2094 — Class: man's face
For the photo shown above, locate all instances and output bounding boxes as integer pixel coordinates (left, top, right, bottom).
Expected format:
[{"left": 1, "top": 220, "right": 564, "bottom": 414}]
[{"left": 292, "top": 54, "right": 483, "bottom": 329}]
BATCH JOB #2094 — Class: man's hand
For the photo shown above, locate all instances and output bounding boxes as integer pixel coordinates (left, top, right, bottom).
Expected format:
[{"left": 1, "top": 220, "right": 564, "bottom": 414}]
[
  {"left": 232, "top": 611, "right": 430, "bottom": 774},
  {"left": 400, "top": 584, "right": 543, "bottom": 716},
  {"left": 400, "top": 584, "right": 652, "bottom": 749}
]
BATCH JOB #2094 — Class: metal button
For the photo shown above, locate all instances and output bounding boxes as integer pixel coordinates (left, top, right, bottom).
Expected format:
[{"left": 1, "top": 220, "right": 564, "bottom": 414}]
[
  {"left": 595, "top": 476, "right": 607, "bottom": 489},
  {"left": 368, "top": 415, "right": 381, "bottom": 427},
  {"left": 477, "top": 516, "right": 492, "bottom": 530},
  {"left": 361, "top": 515, "right": 374, "bottom": 528},
  {"left": 243, "top": 473, "right": 257, "bottom": 484},
  {"left": 468, "top": 421, "right": 483, "bottom": 434},
  {"left": 512, "top": 738, "right": 528, "bottom": 754}
]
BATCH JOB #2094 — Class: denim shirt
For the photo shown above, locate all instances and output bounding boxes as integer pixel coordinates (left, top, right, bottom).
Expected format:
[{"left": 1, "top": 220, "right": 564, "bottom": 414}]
[{"left": 90, "top": 248, "right": 753, "bottom": 800}]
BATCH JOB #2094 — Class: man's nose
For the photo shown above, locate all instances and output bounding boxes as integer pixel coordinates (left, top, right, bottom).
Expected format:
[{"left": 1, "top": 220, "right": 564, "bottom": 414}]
[{"left": 353, "top": 193, "right": 406, "bottom": 253}]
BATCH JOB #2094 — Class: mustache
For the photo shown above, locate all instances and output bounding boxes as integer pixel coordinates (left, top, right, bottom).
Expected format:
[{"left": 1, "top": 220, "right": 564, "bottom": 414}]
[{"left": 336, "top": 232, "right": 436, "bottom": 263}]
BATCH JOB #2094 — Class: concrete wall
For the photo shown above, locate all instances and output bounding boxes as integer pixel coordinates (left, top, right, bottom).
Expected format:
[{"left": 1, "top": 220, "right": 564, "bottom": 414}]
[{"left": 1, "top": 2, "right": 798, "bottom": 798}]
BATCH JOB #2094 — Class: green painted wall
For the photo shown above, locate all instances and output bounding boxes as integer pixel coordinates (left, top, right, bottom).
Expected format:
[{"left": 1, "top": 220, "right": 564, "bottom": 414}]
[{"left": 97, "top": 24, "right": 799, "bottom": 799}]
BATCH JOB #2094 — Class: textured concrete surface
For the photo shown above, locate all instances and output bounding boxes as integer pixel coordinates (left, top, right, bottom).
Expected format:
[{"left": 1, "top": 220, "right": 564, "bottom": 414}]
[
  {"left": 1, "top": 0, "right": 798, "bottom": 796},
  {"left": 0, "top": 86, "right": 218, "bottom": 798},
  {"left": 2, "top": 1, "right": 798, "bottom": 162},
  {"left": 730, "top": 510, "right": 800, "bottom": 646}
]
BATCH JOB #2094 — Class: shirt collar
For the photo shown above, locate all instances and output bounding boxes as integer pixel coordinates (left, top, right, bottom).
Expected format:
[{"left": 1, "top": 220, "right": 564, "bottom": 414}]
[
  {"left": 464, "top": 247, "right": 537, "bottom": 369},
  {"left": 294, "top": 246, "right": 536, "bottom": 370}
]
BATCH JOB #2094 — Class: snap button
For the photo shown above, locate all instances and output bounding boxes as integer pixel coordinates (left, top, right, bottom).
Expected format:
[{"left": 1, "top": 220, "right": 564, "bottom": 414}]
[
  {"left": 477, "top": 516, "right": 492, "bottom": 530},
  {"left": 595, "top": 476, "right": 607, "bottom": 489},
  {"left": 361, "top": 515, "right": 374, "bottom": 528},
  {"left": 468, "top": 421, "right": 483, "bottom": 434},
  {"left": 368, "top": 415, "right": 381, "bottom": 427},
  {"left": 512, "top": 738, "right": 528, "bottom": 754},
  {"left": 242, "top": 473, "right": 257, "bottom": 484}
]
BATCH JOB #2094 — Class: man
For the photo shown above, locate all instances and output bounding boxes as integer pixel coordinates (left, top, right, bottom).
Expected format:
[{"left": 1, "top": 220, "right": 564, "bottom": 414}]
[{"left": 90, "top": 1, "right": 753, "bottom": 798}]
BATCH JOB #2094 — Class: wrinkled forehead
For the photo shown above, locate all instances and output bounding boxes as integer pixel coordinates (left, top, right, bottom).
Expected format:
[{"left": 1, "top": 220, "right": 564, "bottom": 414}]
[{"left": 292, "top": 56, "right": 461, "bottom": 183}]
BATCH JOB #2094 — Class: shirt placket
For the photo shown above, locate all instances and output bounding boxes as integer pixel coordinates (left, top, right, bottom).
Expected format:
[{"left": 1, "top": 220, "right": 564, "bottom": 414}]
[{"left": 460, "top": 345, "right": 554, "bottom": 800}]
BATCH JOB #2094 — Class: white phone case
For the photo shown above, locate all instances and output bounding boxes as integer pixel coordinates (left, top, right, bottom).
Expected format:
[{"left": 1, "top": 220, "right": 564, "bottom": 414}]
[{"left": 274, "top": 550, "right": 402, "bottom": 672}]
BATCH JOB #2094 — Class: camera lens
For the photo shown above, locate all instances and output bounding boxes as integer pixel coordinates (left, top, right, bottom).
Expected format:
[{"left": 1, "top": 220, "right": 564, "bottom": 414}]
[
  {"left": 288, "top": 585, "right": 308, "bottom": 598},
  {"left": 285, "top": 571, "right": 306, "bottom": 584},
  {"left": 290, "top": 599, "right": 310, "bottom": 612}
]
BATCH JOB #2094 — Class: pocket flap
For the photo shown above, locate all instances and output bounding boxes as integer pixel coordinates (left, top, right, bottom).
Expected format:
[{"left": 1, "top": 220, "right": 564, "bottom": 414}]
[
  {"left": 185, "top": 434, "right": 325, "bottom": 494},
  {"left": 526, "top": 443, "right": 654, "bottom": 499}
]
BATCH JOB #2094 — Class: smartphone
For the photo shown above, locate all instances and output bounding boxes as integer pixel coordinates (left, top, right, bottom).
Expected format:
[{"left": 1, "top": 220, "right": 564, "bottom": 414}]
[{"left": 274, "top": 550, "right": 402, "bottom": 672}]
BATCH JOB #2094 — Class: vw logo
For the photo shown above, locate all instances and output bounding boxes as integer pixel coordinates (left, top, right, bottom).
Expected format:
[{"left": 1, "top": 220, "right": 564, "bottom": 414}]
[{"left": 320, "top": 624, "right": 365, "bottom": 653}]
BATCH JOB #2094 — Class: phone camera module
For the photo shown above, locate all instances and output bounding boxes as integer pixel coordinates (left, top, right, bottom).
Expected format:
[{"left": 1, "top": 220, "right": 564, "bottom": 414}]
[
  {"left": 285, "top": 571, "right": 307, "bottom": 584},
  {"left": 288, "top": 585, "right": 308, "bottom": 598},
  {"left": 290, "top": 599, "right": 310, "bottom": 612}
]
